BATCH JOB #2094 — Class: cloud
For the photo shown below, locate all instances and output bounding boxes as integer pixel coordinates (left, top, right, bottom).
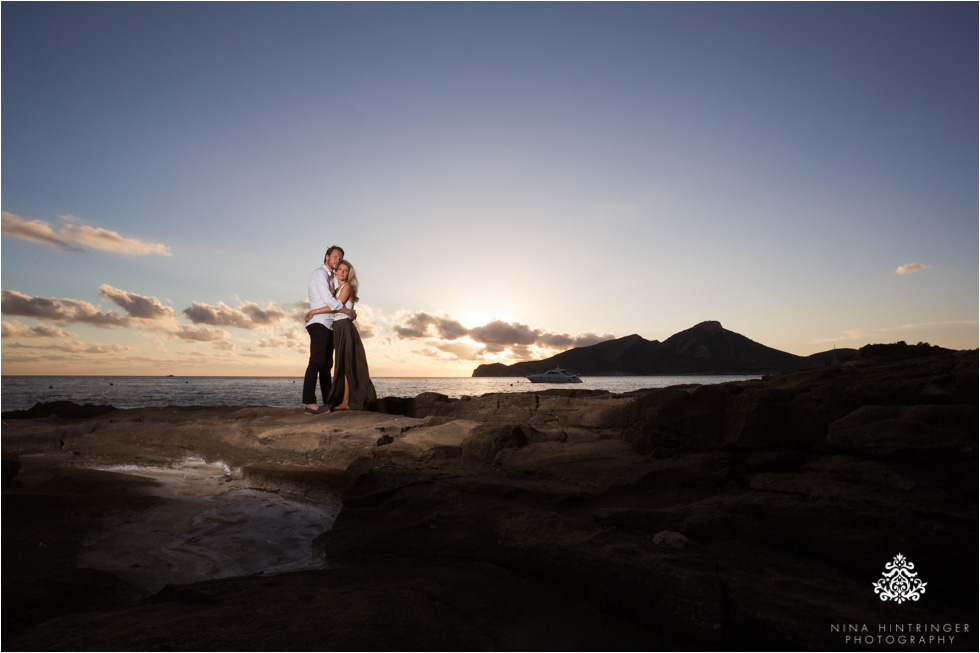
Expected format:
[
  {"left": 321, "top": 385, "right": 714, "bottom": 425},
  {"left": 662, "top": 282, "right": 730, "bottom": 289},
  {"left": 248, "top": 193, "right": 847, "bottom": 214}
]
[
  {"left": 430, "top": 341, "right": 485, "bottom": 361},
  {"left": 241, "top": 351, "right": 276, "bottom": 359},
  {"left": 72, "top": 342, "right": 134, "bottom": 354},
  {"left": 468, "top": 320, "right": 540, "bottom": 353},
  {"left": 2, "top": 211, "right": 172, "bottom": 256},
  {"left": 2, "top": 286, "right": 239, "bottom": 350},
  {"left": 1, "top": 320, "right": 77, "bottom": 338},
  {"left": 393, "top": 312, "right": 469, "bottom": 340},
  {"left": 99, "top": 284, "right": 176, "bottom": 320},
  {"left": 58, "top": 298, "right": 132, "bottom": 327},
  {"left": 172, "top": 324, "right": 230, "bottom": 343},
  {"left": 1, "top": 290, "right": 64, "bottom": 320},
  {"left": 809, "top": 320, "right": 979, "bottom": 346},
  {"left": 252, "top": 327, "right": 307, "bottom": 351},
  {"left": 248, "top": 302, "right": 379, "bottom": 351},
  {"left": 895, "top": 263, "right": 933, "bottom": 275},
  {"left": 282, "top": 299, "right": 376, "bottom": 338},
  {"left": 289, "top": 300, "right": 310, "bottom": 319},
  {"left": 537, "top": 331, "right": 614, "bottom": 349},
  {"left": 240, "top": 302, "right": 287, "bottom": 325},
  {"left": 6, "top": 340, "right": 134, "bottom": 354},
  {"left": 1, "top": 290, "right": 130, "bottom": 327},
  {"left": 392, "top": 311, "right": 616, "bottom": 358},
  {"left": 349, "top": 304, "right": 379, "bottom": 339},
  {"left": 357, "top": 321, "right": 377, "bottom": 339},
  {"left": 183, "top": 300, "right": 287, "bottom": 329}
]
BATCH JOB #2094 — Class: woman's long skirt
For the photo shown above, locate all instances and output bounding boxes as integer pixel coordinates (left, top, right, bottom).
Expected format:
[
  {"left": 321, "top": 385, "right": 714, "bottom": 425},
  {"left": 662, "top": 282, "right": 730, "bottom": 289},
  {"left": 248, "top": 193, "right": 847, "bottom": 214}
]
[{"left": 326, "top": 318, "right": 377, "bottom": 410}]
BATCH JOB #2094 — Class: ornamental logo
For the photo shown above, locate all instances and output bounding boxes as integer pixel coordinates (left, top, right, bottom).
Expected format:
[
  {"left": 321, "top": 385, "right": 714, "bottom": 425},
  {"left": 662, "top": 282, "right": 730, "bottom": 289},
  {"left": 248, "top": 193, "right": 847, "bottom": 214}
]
[{"left": 873, "top": 553, "right": 927, "bottom": 604}]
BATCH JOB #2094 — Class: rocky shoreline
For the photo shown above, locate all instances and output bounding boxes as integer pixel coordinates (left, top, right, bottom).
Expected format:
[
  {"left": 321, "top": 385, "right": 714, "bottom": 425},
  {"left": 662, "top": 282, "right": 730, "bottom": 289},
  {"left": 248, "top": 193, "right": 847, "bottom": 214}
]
[{"left": 3, "top": 345, "right": 977, "bottom": 650}]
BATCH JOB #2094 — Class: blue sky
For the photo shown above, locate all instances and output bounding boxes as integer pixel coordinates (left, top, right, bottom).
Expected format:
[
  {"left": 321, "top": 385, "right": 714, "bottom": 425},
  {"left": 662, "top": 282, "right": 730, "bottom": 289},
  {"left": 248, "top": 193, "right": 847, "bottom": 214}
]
[{"left": 2, "top": 2, "right": 977, "bottom": 377}]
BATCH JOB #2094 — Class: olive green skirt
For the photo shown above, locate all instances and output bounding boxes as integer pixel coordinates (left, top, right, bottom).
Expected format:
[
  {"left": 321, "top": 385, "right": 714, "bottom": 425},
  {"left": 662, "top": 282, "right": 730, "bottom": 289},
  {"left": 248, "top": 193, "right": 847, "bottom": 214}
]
[{"left": 327, "top": 318, "right": 377, "bottom": 410}]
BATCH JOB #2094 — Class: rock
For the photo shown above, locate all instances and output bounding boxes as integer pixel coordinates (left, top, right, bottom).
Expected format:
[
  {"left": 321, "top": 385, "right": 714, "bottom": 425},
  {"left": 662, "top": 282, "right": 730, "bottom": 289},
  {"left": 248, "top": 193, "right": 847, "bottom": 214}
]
[
  {"left": 472, "top": 321, "right": 859, "bottom": 377},
  {"left": 2, "top": 349, "right": 977, "bottom": 651},
  {"left": 373, "top": 392, "right": 454, "bottom": 418},
  {"left": 460, "top": 423, "right": 529, "bottom": 463},
  {"left": 2, "top": 401, "right": 117, "bottom": 420},
  {"left": 827, "top": 404, "right": 978, "bottom": 456},
  {"left": 2, "top": 453, "right": 21, "bottom": 487},
  {"left": 240, "top": 464, "right": 347, "bottom": 502},
  {"left": 652, "top": 530, "right": 689, "bottom": 549}
]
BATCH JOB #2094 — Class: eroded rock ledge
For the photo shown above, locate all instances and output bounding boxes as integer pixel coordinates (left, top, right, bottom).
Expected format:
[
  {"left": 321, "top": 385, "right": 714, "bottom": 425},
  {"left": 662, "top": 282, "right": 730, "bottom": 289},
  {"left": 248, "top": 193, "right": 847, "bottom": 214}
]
[{"left": 3, "top": 347, "right": 977, "bottom": 650}]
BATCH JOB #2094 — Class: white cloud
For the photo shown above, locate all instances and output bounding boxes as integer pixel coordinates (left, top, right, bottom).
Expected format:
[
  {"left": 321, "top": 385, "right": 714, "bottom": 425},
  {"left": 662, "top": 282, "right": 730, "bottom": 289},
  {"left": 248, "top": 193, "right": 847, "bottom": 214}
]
[
  {"left": 100, "top": 285, "right": 176, "bottom": 320},
  {"left": 172, "top": 324, "right": 230, "bottom": 343},
  {"left": 183, "top": 300, "right": 287, "bottom": 329},
  {"left": 1, "top": 286, "right": 242, "bottom": 352},
  {"left": 1, "top": 289, "right": 131, "bottom": 327},
  {"left": 895, "top": 263, "right": 933, "bottom": 275},
  {"left": 6, "top": 340, "right": 134, "bottom": 354},
  {"left": 430, "top": 340, "right": 485, "bottom": 361},
  {"left": 392, "top": 311, "right": 615, "bottom": 359},
  {"left": 1, "top": 319, "right": 77, "bottom": 338},
  {"left": 1, "top": 211, "right": 172, "bottom": 256}
]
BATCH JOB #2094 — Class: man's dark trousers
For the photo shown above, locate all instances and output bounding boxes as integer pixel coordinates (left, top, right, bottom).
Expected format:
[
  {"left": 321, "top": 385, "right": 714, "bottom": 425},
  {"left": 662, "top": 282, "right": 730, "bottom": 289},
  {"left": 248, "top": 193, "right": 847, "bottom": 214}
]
[{"left": 303, "top": 324, "right": 333, "bottom": 405}]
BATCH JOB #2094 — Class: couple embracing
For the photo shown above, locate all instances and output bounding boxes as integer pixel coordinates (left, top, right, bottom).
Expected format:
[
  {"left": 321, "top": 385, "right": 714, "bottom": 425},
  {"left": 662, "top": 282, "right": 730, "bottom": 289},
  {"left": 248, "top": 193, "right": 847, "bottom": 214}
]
[{"left": 302, "top": 245, "right": 376, "bottom": 414}]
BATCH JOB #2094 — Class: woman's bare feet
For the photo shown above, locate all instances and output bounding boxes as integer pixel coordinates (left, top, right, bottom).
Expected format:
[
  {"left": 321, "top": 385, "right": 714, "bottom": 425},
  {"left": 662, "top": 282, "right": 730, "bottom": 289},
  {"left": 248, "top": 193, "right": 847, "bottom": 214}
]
[
  {"left": 333, "top": 403, "right": 350, "bottom": 411},
  {"left": 341, "top": 376, "right": 351, "bottom": 409}
]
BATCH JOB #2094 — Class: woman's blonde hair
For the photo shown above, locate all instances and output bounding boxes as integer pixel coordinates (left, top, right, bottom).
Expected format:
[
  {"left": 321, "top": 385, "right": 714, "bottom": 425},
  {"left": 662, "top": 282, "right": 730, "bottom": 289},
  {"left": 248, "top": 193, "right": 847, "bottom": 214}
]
[{"left": 338, "top": 260, "right": 359, "bottom": 304}]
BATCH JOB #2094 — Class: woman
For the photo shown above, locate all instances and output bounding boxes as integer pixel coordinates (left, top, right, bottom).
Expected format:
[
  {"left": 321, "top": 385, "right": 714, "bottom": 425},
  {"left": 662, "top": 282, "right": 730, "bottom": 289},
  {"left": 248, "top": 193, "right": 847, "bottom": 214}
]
[{"left": 305, "top": 260, "right": 376, "bottom": 411}]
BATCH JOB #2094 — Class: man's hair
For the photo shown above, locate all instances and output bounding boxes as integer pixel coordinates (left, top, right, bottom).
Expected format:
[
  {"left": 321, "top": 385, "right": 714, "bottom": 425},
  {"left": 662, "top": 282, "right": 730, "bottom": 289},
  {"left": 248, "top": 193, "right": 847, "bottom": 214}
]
[{"left": 325, "top": 245, "right": 345, "bottom": 259}]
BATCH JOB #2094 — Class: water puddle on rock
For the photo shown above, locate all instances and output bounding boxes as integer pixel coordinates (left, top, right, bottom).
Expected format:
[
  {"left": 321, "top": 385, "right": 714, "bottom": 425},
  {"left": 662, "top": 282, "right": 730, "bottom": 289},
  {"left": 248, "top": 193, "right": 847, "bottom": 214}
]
[{"left": 78, "top": 459, "right": 339, "bottom": 593}]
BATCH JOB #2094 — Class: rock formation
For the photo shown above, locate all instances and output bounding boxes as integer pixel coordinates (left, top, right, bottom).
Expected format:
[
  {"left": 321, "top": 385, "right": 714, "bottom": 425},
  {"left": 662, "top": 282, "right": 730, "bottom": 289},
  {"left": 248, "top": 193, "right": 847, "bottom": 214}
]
[
  {"left": 472, "top": 320, "right": 862, "bottom": 376},
  {"left": 2, "top": 344, "right": 976, "bottom": 650}
]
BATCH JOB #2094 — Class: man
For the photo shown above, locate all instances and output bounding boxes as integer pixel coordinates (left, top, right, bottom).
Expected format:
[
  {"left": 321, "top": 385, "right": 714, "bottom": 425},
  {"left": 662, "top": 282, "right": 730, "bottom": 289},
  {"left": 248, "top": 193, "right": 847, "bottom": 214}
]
[{"left": 303, "top": 245, "right": 356, "bottom": 414}]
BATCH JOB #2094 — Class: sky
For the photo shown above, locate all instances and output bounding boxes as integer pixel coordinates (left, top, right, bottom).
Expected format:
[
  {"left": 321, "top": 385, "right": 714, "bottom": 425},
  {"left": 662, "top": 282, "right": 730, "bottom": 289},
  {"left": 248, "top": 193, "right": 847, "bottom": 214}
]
[{"left": 2, "top": 2, "right": 977, "bottom": 378}]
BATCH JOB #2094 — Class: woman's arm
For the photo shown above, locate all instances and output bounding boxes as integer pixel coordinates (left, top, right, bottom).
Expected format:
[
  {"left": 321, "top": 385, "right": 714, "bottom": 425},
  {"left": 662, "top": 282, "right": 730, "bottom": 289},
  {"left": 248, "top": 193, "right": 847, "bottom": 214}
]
[
  {"left": 335, "top": 284, "right": 352, "bottom": 305},
  {"left": 304, "top": 305, "right": 340, "bottom": 322},
  {"left": 305, "top": 285, "right": 355, "bottom": 323}
]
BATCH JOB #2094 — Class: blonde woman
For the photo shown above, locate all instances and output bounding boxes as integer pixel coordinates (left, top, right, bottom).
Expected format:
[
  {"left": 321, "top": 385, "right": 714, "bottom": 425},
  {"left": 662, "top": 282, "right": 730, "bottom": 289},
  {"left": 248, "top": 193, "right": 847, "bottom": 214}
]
[{"left": 305, "top": 260, "right": 376, "bottom": 410}]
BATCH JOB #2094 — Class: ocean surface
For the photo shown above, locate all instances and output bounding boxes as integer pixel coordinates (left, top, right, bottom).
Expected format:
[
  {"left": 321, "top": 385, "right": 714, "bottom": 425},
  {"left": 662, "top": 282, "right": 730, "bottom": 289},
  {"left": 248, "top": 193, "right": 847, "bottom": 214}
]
[{"left": 1, "top": 375, "right": 760, "bottom": 412}]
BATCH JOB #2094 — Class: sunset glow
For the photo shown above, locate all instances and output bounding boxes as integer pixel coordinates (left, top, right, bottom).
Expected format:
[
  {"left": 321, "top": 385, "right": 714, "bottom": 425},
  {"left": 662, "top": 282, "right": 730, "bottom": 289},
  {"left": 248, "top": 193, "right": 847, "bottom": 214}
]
[{"left": 2, "top": 3, "right": 977, "bottom": 378}]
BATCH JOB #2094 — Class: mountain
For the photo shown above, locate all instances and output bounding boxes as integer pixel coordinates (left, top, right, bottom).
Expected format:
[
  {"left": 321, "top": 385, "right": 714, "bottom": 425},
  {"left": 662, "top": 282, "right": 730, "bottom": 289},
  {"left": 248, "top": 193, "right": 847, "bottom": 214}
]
[{"left": 472, "top": 321, "right": 855, "bottom": 377}]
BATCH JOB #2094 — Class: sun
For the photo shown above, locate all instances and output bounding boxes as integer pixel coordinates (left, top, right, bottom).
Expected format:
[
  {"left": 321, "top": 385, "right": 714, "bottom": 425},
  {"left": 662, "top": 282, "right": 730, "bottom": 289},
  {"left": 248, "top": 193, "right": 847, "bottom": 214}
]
[{"left": 454, "top": 308, "right": 496, "bottom": 330}]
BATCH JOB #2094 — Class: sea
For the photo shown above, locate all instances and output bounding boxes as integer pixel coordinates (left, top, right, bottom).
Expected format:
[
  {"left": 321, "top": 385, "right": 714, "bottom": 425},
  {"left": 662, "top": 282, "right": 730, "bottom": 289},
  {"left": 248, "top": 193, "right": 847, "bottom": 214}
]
[{"left": 0, "top": 375, "right": 760, "bottom": 413}]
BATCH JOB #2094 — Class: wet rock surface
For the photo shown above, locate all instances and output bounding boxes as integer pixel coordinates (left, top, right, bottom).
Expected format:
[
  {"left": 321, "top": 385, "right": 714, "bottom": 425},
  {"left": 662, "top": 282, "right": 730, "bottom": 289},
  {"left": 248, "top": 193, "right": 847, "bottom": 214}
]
[{"left": 3, "top": 347, "right": 977, "bottom": 650}]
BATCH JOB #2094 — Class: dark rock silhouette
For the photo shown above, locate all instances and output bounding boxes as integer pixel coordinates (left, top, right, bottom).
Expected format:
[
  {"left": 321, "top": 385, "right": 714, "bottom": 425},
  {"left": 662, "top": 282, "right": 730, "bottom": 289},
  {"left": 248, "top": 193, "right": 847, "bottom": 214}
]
[
  {"left": 473, "top": 320, "right": 860, "bottom": 376},
  {"left": 2, "top": 401, "right": 117, "bottom": 420}
]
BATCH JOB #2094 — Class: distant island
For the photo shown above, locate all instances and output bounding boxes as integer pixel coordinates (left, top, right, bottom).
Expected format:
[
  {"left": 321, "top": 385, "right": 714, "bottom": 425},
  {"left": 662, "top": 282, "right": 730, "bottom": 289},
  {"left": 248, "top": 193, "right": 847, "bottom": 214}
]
[{"left": 473, "top": 320, "right": 855, "bottom": 377}]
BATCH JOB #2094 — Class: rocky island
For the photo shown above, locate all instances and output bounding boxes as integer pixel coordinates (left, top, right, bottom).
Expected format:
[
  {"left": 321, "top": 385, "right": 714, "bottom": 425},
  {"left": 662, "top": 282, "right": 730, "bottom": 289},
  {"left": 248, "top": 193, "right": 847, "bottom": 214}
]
[
  {"left": 472, "top": 320, "right": 857, "bottom": 377},
  {"left": 3, "top": 344, "right": 977, "bottom": 650}
]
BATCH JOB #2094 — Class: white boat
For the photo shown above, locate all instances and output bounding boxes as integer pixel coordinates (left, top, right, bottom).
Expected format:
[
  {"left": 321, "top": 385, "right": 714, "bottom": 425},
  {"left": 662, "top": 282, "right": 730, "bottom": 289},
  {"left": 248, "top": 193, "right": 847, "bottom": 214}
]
[{"left": 526, "top": 367, "right": 583, "bottom": 383}]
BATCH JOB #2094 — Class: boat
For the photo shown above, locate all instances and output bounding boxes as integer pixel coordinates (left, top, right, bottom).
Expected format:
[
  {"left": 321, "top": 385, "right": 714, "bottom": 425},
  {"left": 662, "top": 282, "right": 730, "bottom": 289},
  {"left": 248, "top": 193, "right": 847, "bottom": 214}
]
[{"left": 526, "top": 367, "right": 583, "bottom": 383}]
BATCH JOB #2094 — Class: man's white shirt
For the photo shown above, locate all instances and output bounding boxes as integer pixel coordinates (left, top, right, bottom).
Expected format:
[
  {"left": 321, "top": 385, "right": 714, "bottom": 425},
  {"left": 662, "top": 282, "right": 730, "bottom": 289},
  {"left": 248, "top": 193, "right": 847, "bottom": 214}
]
[{"left": 307, "top": 263, "right": 343, "bottom": 328}]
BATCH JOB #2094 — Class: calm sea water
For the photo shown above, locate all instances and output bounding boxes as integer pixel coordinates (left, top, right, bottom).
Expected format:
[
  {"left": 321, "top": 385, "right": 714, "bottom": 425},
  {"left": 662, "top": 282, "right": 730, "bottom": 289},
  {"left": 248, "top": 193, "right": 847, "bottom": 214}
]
[{"left": 0, "top": 375, "right": 759, "bottom": 412}]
